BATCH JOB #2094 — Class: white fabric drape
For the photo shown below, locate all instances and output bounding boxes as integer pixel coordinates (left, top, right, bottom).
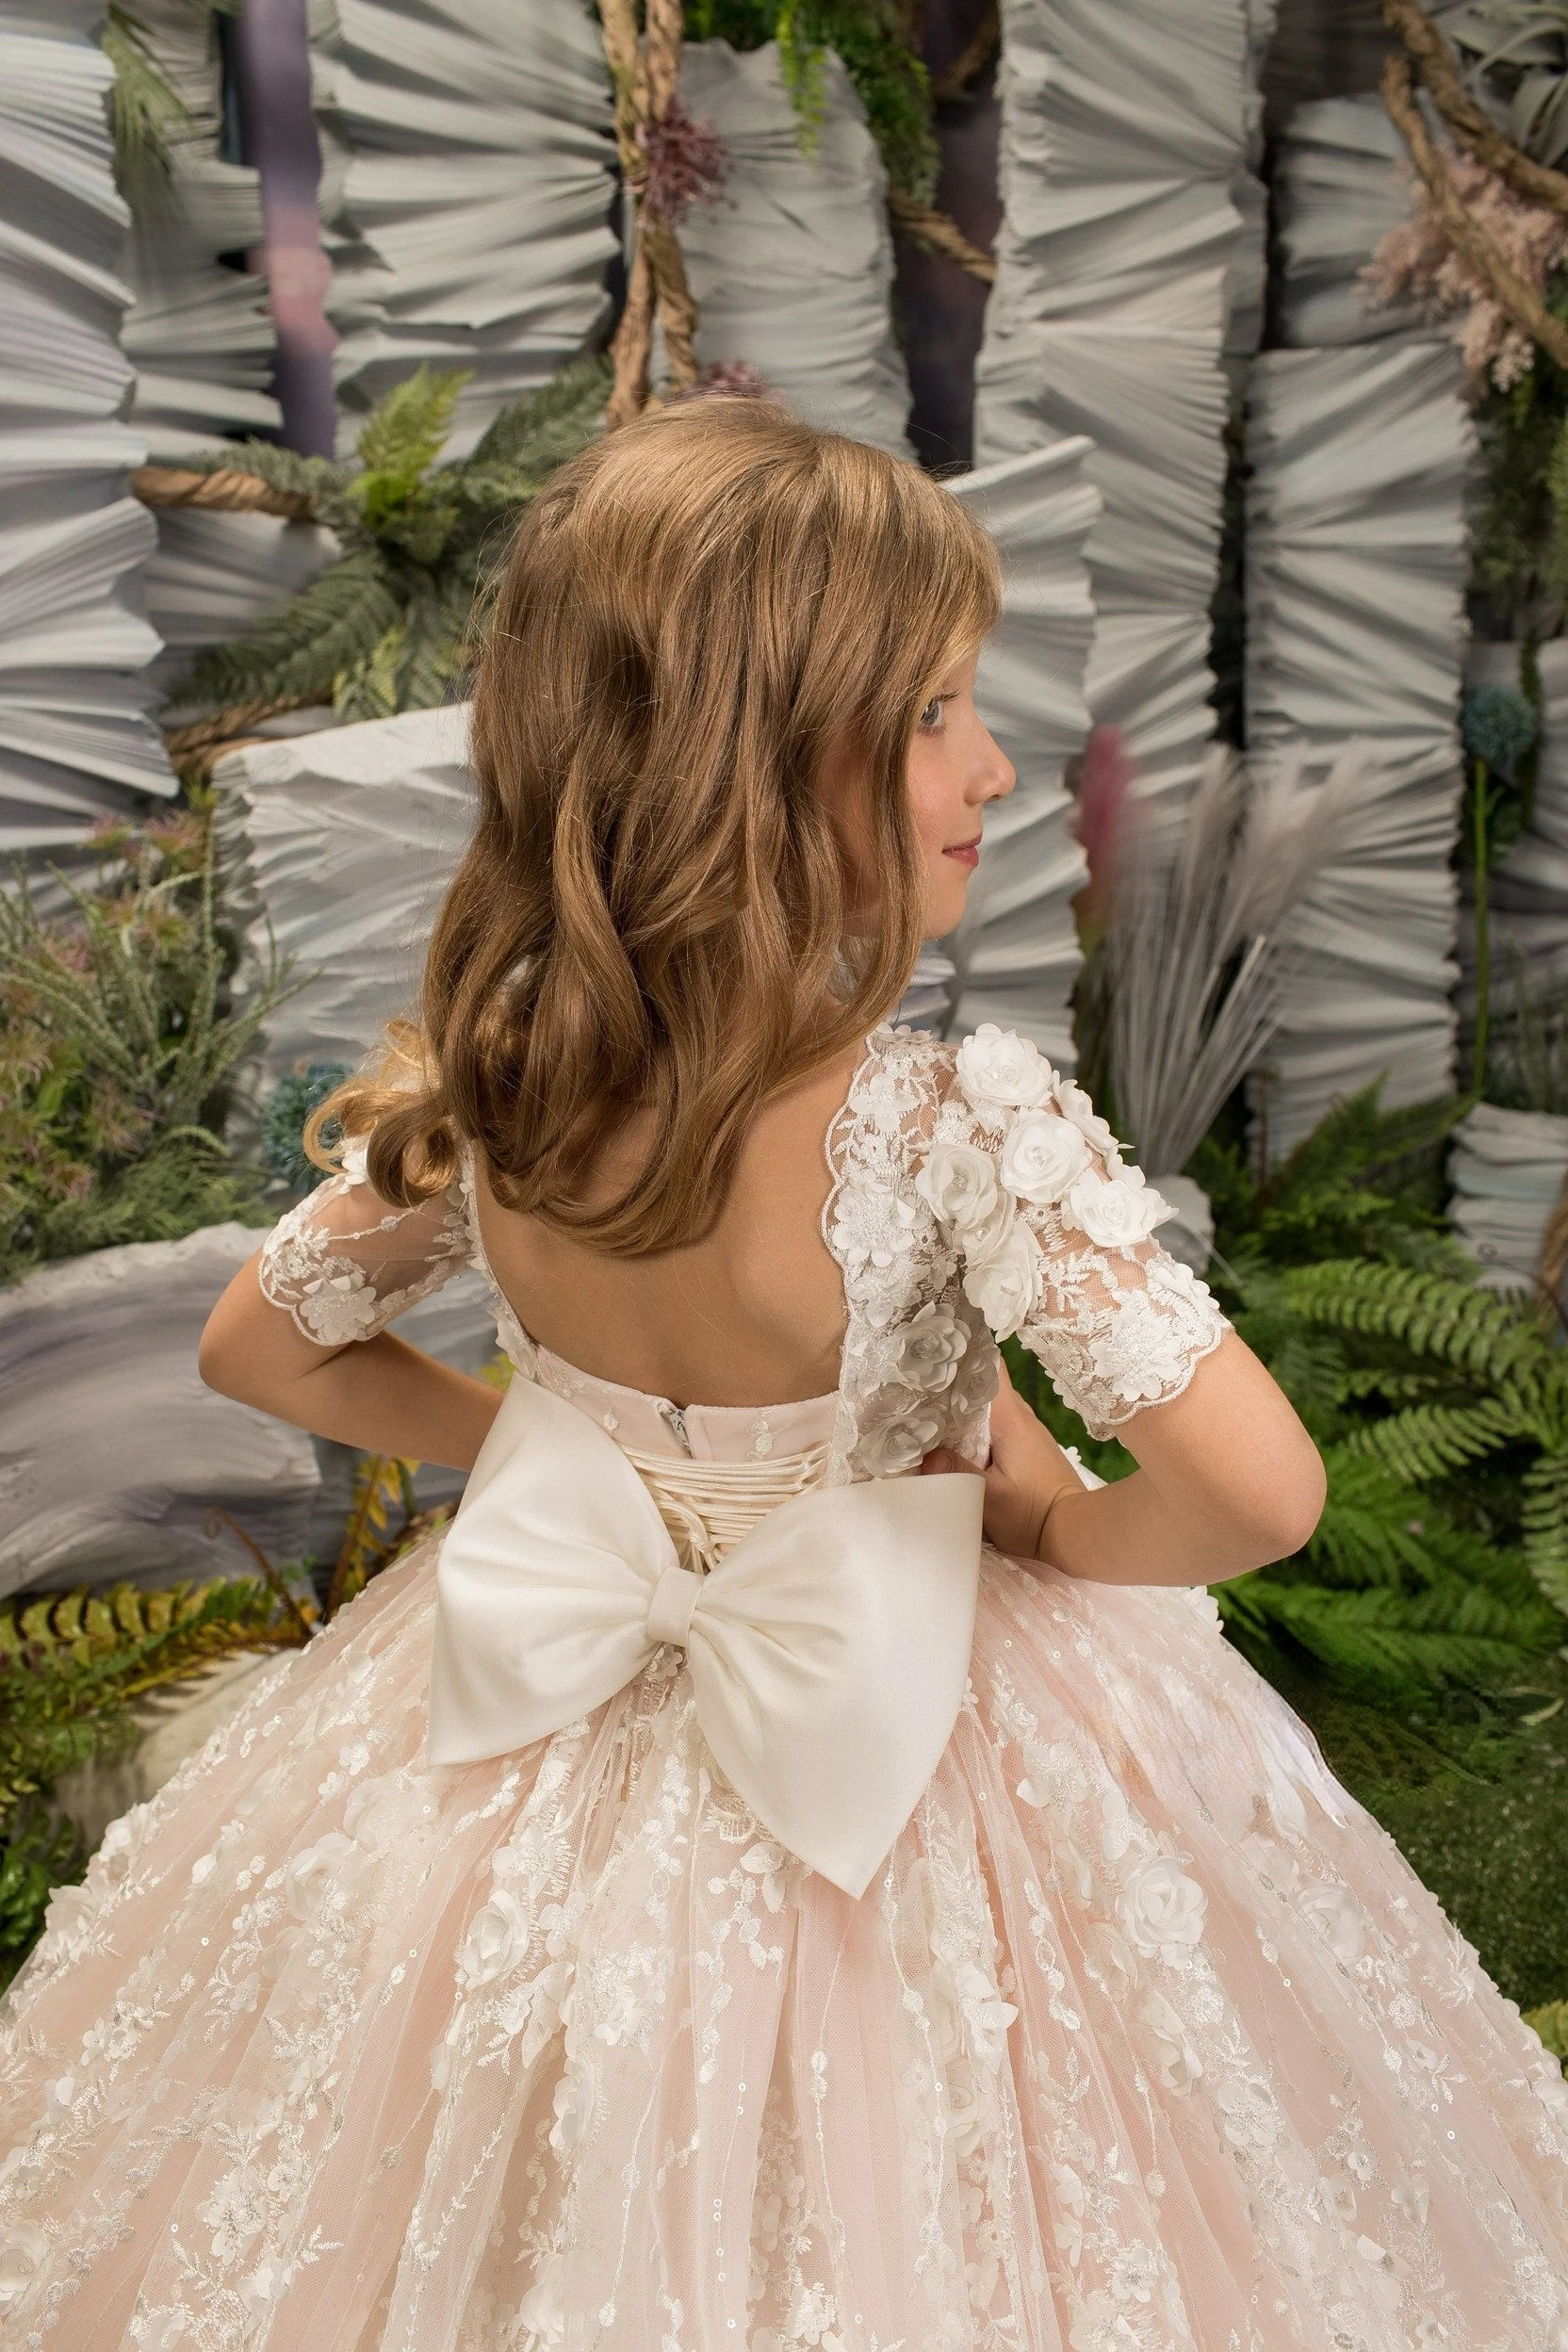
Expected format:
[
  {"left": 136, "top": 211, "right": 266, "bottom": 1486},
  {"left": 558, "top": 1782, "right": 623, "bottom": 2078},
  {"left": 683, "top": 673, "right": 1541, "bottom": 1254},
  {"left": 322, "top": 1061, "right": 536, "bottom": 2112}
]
[
  {"left": 974, "top": 0, "right": 1259, "bottom": 814},
  {"left": 0, "top": 7, "right": 170, "bottom": 853},
  {"left": 311, "top": 0, "right": 618, "bottom": 457},
  {"left": 942, "top": 441, "right": 1100, "bottom": 1061},
  {"left": 1246, "top": 93, "right": 1475, "bottom": 1151},
  {"left": 672, "top": 40, "right": 911, "bottom": 456}
]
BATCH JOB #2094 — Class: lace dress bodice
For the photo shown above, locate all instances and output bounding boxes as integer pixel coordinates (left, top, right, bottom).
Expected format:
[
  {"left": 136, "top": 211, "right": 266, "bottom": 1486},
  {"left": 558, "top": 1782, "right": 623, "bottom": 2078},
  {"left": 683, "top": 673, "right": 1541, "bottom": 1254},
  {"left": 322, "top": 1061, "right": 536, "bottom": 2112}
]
[{"left": 256, "top": 1022, "right": 1230, "bottom": 1483}]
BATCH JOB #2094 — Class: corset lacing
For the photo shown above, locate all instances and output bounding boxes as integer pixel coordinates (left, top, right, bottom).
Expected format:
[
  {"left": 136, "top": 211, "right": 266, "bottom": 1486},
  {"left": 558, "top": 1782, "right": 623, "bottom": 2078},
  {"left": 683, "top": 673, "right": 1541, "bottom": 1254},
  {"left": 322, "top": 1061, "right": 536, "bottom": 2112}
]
[{"left": 618, "top": 1441, "right": 832, "bottom": 1575}]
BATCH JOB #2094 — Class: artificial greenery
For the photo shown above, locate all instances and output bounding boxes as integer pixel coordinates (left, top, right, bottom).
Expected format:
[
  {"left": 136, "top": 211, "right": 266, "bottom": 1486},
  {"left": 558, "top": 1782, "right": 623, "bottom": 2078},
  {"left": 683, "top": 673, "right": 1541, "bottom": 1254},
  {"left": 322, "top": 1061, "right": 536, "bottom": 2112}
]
[
  {"left": 0, "top": 812, "right": 291, "bottom": 1282},
  {"left": 260, "top": 1061, "right": 351, "bottom": 1194},
  {"left": 683, "top": 0, "right": 939, "bottom": 202},
  {"left": 1472, "top": 277, "right": 1568, "bottom": 631},
  {"left": 0, "top": 1575, "right": 310, "bottom": 1989},
  {"left": 171, "top": 357, "right": 612, "bottom": 727}
]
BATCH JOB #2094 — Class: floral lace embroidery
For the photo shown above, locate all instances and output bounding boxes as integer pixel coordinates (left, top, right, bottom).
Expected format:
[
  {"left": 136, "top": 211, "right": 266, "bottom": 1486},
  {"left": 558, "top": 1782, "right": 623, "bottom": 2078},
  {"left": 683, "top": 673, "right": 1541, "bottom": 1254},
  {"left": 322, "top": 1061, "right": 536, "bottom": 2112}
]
[
  {"left": 821, "top": 1024, "right": 1229, "bottom": 1479},
  {"left": 256, "top": 1155, "right": 474, "bottom": 1349}
]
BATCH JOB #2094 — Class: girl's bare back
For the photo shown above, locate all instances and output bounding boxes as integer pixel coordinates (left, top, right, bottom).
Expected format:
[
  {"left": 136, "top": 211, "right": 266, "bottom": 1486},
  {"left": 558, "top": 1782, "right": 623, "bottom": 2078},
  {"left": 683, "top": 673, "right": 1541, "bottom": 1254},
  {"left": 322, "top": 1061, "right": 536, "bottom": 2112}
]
[{"left": 470, "top": 1042, "right": 867, "bottom": 1410}]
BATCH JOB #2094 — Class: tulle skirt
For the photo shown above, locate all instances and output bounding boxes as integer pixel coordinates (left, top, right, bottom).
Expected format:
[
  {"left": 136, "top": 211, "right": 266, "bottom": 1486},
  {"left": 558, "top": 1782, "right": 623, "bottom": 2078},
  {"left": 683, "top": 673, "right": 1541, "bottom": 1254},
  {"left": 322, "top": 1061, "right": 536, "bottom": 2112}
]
[{"left": 3, "top": 1534, "right": 1568, "bottom": 2351}]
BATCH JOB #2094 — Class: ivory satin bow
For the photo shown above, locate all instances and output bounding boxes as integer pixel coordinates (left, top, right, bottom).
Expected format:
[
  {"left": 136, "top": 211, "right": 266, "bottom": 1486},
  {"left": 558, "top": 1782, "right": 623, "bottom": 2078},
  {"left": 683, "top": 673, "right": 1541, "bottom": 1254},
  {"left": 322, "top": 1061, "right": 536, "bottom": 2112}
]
[{"left": 426, "top": 1380, "right": 983, "bottom": 1899}]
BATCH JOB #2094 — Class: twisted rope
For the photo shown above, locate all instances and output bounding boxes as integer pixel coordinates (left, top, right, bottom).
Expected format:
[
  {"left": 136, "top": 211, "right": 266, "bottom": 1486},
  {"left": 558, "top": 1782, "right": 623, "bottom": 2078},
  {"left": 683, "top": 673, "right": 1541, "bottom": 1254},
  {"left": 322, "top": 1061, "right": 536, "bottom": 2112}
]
[{"left": 131, "top": 466, "right": 315, "bottom": 521}]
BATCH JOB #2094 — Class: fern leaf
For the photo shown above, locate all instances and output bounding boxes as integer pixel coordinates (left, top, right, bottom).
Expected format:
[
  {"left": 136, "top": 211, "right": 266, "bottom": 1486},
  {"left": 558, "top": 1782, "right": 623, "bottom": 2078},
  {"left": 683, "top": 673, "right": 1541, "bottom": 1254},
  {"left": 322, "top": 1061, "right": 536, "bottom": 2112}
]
[
  {"left": 176, "top": 549, "right": 400, "bottom": 713},
  {"left": 356, "top": 367, "right": 471, "bottom": 484},
  {"left": 327, "top": 1455, "right": 418, "bottom": 1619},
  {"left": 333, "top": 617, "right": 405, "bottom": 725},
  {"left": 462, "top": 353, "right": 612, "bottom": 479},
  {"left": 1348, "top": 1396, "right": 1528, "bottom": 1485},
  {"left": 1233, "top": 1577, "right": 1554, "bottom": 1694},
  {"left": 1523, "top": 1451, "right": 1568, "bottom": 1613},
  {"left": 1282, "top": 1260, "right": 1554, "bottom": 1405}
]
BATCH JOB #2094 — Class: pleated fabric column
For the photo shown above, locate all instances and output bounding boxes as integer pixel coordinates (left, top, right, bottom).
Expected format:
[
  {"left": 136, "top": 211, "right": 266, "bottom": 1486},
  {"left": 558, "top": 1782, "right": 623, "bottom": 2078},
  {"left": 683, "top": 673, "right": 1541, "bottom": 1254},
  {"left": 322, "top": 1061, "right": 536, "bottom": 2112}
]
[
  {"left": 0, "top": 1, "right": 172, "bottom": 853},
  {"left": 672, "top": 41, "right": 911, "bottom": 455},
  {"left": 939, "top": 442, "right": 1101, "bottom": 1061},
  {"left": 1247, "top": 94, "right": 1475, "bottom": 1152},
  {"left": 119, "top": 0, "right": 338, "bottom": 700},
  {"left": 973, "top": 0, "right": 1256, "bottom": 815},
  {"left": 310, "top": 0, "right": 619, "bottom": 456}
]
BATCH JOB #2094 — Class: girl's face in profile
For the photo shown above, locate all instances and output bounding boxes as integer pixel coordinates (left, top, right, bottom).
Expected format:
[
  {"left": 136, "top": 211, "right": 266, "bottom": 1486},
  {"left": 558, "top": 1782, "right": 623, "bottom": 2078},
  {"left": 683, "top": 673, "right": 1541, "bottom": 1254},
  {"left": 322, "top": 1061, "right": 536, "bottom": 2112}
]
[{"left": 906, "top": 648, "right": 1016, "bottom": 940}]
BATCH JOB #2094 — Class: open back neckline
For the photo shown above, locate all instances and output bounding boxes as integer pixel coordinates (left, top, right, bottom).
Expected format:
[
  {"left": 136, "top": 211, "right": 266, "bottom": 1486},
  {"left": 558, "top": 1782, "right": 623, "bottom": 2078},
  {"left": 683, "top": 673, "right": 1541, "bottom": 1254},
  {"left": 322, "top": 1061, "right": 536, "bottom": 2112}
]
[{"left": 455, "top": 1023, "right": 896, "bottom": 1429}]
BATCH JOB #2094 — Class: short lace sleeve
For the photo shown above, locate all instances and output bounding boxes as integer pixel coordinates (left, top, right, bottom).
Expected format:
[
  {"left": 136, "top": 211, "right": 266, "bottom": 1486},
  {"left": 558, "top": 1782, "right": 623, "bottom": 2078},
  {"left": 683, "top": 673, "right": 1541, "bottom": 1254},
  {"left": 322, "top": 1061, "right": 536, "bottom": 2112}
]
[
  {"left": 256, "top": 1140, "right": 472, "bottom": 1349},
  {"left": 923, "top": 1025, "right": 1229, "bottom": 1439}
]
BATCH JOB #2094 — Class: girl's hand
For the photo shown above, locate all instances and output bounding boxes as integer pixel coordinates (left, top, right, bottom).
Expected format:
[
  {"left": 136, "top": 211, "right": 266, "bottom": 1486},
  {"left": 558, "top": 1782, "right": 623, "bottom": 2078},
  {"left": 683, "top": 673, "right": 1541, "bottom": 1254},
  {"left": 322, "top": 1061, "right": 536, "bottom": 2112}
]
[{"left": 921, "top": 1356, "right": 1082, "bottom": 1560}]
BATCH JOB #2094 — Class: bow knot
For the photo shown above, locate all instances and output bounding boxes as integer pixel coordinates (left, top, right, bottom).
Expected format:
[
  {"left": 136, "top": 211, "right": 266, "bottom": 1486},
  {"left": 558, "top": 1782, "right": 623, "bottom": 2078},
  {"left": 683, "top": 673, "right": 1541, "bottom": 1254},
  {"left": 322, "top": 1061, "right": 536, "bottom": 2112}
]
[
  {"left": 427, "top": 1380, "right": 983, "bottom": 1898},
  {"left": 645, "top": 1561, "right": 704, "bottom": 1648}
]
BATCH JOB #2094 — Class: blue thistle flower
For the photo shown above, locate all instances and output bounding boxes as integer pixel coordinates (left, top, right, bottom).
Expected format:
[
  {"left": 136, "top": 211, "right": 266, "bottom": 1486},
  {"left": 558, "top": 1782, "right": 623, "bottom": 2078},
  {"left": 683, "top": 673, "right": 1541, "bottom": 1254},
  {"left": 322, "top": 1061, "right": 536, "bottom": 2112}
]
[
  {"left": 261, "top": 1062, "right": 351, "bottom": 1193},
  {"left": 1461, "top": 683, "right": 1538, "bottom": 778}
]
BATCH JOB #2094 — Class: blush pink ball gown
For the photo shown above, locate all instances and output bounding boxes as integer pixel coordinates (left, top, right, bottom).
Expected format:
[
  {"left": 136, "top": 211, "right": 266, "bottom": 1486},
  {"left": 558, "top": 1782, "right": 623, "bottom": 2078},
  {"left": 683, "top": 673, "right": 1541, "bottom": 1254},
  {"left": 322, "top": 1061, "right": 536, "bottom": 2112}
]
[{"left": 3, "top": 1025, "right": 1567, "bottom": 2352}]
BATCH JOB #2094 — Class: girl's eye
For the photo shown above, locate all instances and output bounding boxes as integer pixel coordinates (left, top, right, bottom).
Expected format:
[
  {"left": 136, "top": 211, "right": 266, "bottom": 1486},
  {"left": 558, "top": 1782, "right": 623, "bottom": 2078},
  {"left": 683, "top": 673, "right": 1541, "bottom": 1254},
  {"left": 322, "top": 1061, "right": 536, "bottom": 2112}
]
[{"left": 918, "top": 694, "right": 946, "bottom": 730}]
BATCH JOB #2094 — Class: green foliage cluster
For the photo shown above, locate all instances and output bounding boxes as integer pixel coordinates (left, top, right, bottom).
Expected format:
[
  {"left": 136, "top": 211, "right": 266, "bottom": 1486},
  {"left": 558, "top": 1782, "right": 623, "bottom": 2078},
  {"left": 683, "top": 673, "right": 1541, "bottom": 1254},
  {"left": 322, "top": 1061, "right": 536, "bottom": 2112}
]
[
  {"left": 1472, "top": 279, "right": 1568, "bottom": 634},
  {"left": 0, "top": 814, "right": 290, "bottom": 1282},
  {"left": 684, "top": 0, "right": 939, "bottom": 202},
  {"left": 174, "top": 358, "right": 612, "bottom": 726},
  {"left": 0, "top": 1576, "right": 308, "bottom": 1989},
  {"left": 260, "top": 1061, "right": 350, "bottom": 1194}
]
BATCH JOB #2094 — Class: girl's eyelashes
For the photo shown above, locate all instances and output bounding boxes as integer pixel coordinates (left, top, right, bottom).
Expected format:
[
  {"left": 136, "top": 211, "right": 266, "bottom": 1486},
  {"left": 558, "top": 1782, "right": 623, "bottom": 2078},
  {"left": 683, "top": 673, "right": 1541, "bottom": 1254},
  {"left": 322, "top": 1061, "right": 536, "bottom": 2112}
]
[{"left": 918, "top": 693, "right": 953, "bottom": 731}]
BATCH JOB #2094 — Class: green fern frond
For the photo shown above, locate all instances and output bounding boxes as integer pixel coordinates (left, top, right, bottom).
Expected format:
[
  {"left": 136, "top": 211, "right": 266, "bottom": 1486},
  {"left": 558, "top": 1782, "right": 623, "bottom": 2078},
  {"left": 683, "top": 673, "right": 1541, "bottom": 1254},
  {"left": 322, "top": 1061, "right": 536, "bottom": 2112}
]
[
  {"left": 333, "top": 617, "right": 406, "bottom": 726},
  {"left": 1307, "top": 1449, "right": 1450, "bottom": 1588},
  {"left": 356, "top": 366, "right": 471, "bottom": 485},
  {"left": 462, "top": 354, "right": 612, "bottom": 482},
  {"left": 1221, "top": 1576, "right": 1554, "bottom": 1695},
  {"left": 1523, "top": 1451, "right": 1568, "bottom": 1611},
  {"left": 1348, "top": 1397, "right": 1529, "bottom": 1486},
  {"left": 178, "top": 548, "right": 400, "bottom": 712},
  {"left": 327, "top": 1456, "right": 418, "bottom": 1619},
  {"left": 101, "top": 4, "right": 189, "bottom": 205},
  {"left": 1282, "top": 1261, "right": 1556, "bottom": 1405}
]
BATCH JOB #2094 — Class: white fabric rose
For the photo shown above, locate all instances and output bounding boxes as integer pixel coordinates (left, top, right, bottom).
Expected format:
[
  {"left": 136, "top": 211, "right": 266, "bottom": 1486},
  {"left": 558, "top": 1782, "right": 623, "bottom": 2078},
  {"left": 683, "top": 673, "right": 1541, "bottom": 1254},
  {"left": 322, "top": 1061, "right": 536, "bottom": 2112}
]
[
  {"left": 999, "top": 1109, "right": 1090, "bottom": 1206},
  {"left": 1062, "top": 1164, "right": 1168, "bottom": 1250},
  {"left": 1298, "top": 1881, "right": 1364, "bottom": 1966},
  {"left": 1115, "top": 1855, "right": 1207, "bottom": 1959},
  {"left": 458, "top": 1884, "right": 532, "bottom": 1988},
  {"left": 961, "top": 1221, "right": 1041, "bottom": 1342},
  {"left": 0, "top": 2222, "right": 49, "bottom": 2311},
  {"left": 857, "top": 1406, "right": 945, "bottom": 1477},
  {"left": 915, "top": 1141, "right": 1012, "bottom": 1256},
  {"left": 1135, "top": 1990, "right": 1203, "bottom": 2096},
  {"left": 340, "top": 1135, "right": 370, "bottom": 1184},
  {"left": 517, "top": 2252, "right": 566, "bottom": 2346},
  {"left": 344, "top": 1770, "right": 435, "bottom": 1855},
  {"left": 300, "top": 1271, "right": 382, "bottom": 1348},
  {"left": 285, "top": 1830, "right": 357, "bottom": 1922},
  {"left": 890, "top": 1302, "right": 969, "bottom": 1394},
  {"left": 1052, "top": 1077, "right": 1120, "bottom": 1159},
  {"left": 955, "top": 1022, "right": 1056, "bottom": 1113}
]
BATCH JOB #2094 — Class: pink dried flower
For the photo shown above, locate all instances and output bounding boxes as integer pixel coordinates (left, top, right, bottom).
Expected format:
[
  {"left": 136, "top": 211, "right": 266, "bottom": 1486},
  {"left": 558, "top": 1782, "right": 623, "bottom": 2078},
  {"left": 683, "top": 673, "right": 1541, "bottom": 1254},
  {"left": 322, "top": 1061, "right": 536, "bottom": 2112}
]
[
  {"left": 669, "top": 360, "right": 769, "bottom": 403},
  {"left": 638, "top": 98, "right": 729, "bottom": 228},
  {"left": 1069, "top": 724, "right": 1141, "bottom": 944},
  {"left": 1363, "top": 153, "right": 1568, "bottom": 398}
]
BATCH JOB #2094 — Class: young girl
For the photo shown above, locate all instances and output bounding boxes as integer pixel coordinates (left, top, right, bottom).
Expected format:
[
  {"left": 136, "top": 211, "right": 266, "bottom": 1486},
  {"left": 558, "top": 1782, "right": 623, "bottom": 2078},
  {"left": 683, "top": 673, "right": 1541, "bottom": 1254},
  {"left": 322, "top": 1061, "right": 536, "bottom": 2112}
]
[{"left": 3, "top": 398, "right": 1565, "bottom": 2351}]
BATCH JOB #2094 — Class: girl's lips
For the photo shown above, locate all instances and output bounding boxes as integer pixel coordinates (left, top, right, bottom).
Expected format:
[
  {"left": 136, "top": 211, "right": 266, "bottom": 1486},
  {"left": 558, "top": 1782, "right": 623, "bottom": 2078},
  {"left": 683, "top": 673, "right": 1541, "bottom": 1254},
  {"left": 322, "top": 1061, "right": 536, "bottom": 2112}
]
[{"left": 942, "top": 837, "right": 981, "bottom": 869}]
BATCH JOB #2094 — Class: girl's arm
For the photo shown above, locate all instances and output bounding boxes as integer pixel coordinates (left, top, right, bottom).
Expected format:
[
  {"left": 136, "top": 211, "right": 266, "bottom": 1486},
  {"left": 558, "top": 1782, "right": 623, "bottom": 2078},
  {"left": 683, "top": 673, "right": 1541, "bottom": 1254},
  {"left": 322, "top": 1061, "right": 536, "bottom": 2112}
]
[
  {"left": 920, "top": 1040, "right": 1326, "bottom": 1588},
  {"left": 927, "top": 1340, "right": 1323, "bottom": 1587},
  {"left": 198, "top": 1166, "right": 502, "bottom": 1472}
]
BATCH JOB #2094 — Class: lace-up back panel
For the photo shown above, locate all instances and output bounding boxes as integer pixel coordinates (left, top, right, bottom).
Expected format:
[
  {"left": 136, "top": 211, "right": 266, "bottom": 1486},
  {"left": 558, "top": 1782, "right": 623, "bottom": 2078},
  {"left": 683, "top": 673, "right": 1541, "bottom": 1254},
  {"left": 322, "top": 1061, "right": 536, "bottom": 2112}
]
[{"left": 256, "top": 1022, "right": 1231, "bottom": 1483}]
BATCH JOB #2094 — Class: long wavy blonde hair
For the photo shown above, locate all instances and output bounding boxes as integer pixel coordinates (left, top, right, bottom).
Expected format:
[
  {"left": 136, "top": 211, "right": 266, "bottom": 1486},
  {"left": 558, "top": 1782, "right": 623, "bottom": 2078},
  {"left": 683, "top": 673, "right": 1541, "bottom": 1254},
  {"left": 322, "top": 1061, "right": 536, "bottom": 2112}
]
[{"left": 314, "top": 395, "right": 1000, "bottom": 1255}]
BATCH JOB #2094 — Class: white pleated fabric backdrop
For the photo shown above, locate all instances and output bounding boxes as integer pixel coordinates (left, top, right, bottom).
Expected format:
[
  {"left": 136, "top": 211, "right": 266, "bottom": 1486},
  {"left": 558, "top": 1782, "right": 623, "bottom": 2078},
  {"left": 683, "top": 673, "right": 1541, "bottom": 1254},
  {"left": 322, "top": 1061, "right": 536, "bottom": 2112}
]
[
  {"left": 1245, "top": 92, "right": 1475, "bottom": 1152},
  {"left": 973, "top": 0, "right": 1258, "bottom": 814},
  {"left": 942, "top": 440, "right": 1100, "bottom": 1060},
  {"left": 672, "top": 41, "right": 911, "bottom": 454},
  {"left": 309, "top": 0, "right": 619, "bottom": 456},
  {"left": 0, "top": 2, "right": 171, "bottom": 853}
]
